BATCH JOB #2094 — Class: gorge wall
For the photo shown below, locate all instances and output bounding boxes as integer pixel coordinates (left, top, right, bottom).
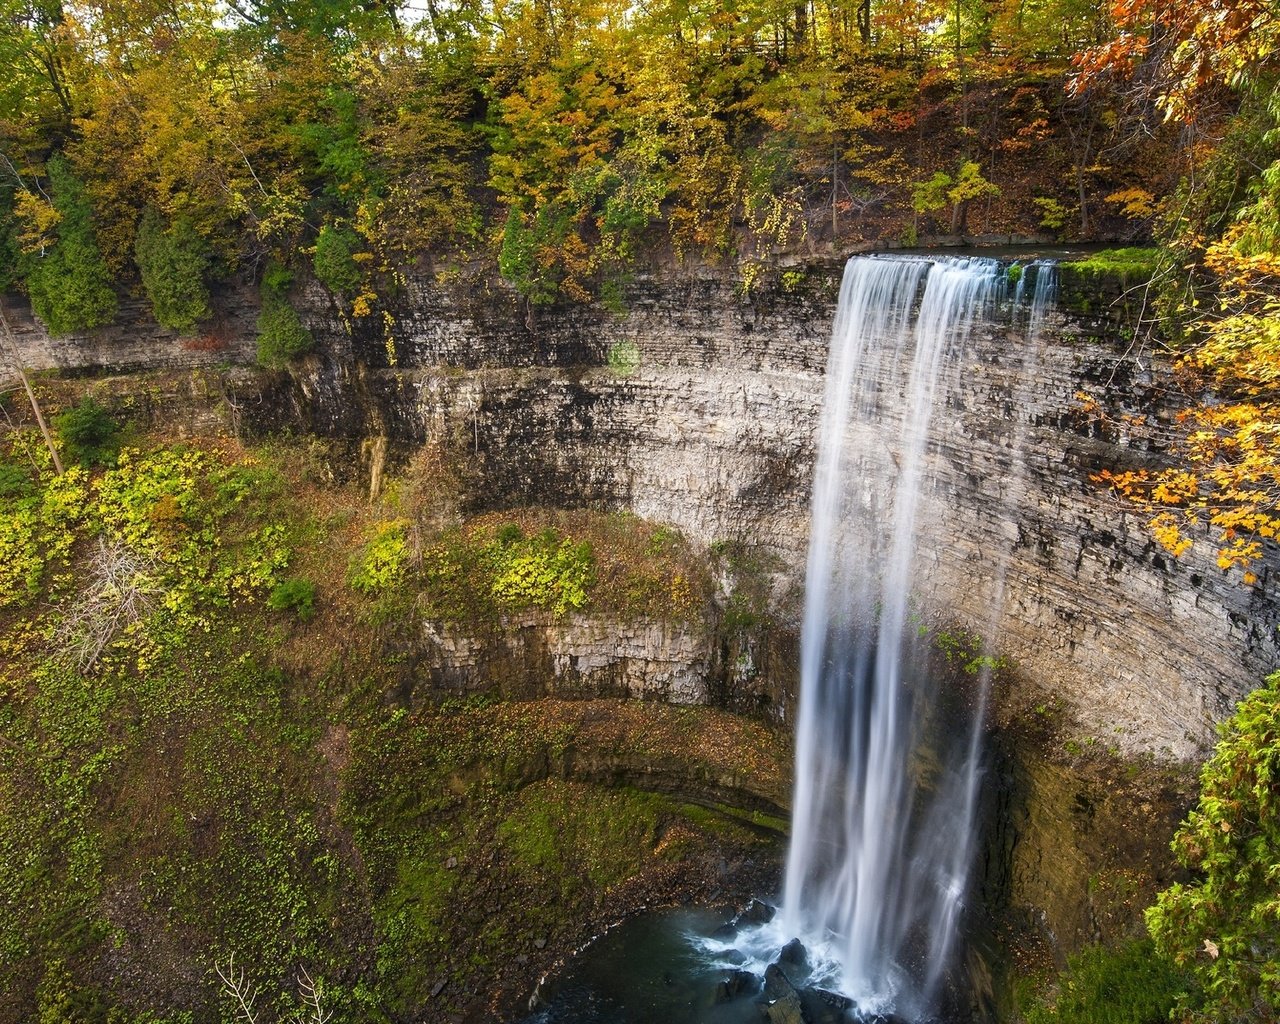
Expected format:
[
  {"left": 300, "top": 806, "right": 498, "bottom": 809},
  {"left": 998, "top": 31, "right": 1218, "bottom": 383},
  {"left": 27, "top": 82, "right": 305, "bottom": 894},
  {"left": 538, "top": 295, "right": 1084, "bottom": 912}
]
[
  {"left": 7, "top": 259, "right": 1279, "bottom": 760},
  {"left": 213, "top": 260, "right": 1278, "bottom": 762}
]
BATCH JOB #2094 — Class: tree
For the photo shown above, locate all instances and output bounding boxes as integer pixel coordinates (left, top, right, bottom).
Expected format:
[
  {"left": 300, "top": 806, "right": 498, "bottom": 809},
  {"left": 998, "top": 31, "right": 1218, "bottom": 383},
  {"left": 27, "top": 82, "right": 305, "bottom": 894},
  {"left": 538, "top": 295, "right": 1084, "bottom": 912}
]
[
  {"left": 312, "top": 222, "right": 362, "bottom": 294},
  {"left": 135, "top": 209, "right": 211, "bottom": 334},
  {"left": 255, "top": 264, "right": 314, "bottom": 368},
  {"left": 17, "top": 155, "right": 117, "bottom": 335},
  {"left": 1146, "top": 671, "right": 1280, "bottom": 1023}
]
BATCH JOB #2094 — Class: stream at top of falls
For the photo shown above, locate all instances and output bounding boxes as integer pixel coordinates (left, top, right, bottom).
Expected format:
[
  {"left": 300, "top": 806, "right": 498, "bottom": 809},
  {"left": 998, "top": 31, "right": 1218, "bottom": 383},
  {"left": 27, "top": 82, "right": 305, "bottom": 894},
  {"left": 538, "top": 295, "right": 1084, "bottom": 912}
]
[{"left": 524, "top": 254, "right": 1059, "bottom": 1024}]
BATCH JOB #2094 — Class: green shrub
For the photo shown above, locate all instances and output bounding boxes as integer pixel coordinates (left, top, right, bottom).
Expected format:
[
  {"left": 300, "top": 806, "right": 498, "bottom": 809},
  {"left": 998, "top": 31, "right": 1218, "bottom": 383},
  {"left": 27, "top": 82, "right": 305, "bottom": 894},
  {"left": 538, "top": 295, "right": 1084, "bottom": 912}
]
[
  {"left": 349, "top": 520, "right": 410, "bottom": 594},
  {"left": 134, "top": 209, "right": 211, "bottom": 334},
  {"left": 22, "top": 156, "right": 117, "bottom": 335},
  {"left": 607, "top": 340, "right": 640, "bottom": 374},
  {"left": 266, "top": 577, "right": 316, "bottom": 620},
  {"left": 494, "top": 522, "right": 524, "bottom": 546},
  {"left": 488, "top": 529, "right": 593, "bottom": 616},
  {"left": 0, "top": 461, "right": 33, "bottom": 498},
  {"left": 1033, "top": 196, "right": 1069, "bottom": 232},
  {"left": 256, "top": 295, "right": 314, "bottom": 368},
  {"left": 1022, "top": 939, "right": 1186, "bottom": 1024},
  {"left": 1146, "top": 670, "right": 1280, "bottom": 1022},
  {"left": 312, "top": 224, "right": 363, "bottom": 294},
  {"left": 53, "top": 397, "right": 120, "bottom": 468}
]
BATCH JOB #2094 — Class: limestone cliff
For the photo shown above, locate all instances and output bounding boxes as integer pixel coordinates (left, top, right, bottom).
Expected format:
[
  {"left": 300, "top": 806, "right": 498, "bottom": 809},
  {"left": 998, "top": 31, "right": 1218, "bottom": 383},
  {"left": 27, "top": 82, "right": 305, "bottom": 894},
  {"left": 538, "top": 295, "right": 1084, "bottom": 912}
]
[
  {"left": 8, "top": 261, "right": 1277, "bottom": 757},
  {"left": 227, "top": 261, "right": 1277, "bottom": 761}
]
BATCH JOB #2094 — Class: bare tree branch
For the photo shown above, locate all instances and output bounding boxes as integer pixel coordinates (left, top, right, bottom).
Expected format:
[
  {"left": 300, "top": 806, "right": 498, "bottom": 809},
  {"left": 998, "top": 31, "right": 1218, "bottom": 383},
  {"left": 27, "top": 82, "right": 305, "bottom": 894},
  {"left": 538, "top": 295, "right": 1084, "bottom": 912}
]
[
  {"left": 294, "top": 967, "right": 333, "bottom": 1024},
  {"left": 55, "top": 539, "right": 165, "bottom": 672},
  {"left": 0, "top": 297, "right": 63, "bottom": 475},
  {"left": 216, "top": 954, "right": 261, "bottom": 1024}
]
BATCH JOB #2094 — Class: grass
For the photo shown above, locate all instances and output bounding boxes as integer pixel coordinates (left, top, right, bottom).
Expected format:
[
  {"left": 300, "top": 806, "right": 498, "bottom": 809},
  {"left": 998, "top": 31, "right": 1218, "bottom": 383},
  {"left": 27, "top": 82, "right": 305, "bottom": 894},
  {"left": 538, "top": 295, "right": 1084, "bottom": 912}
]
[{"left": 1062, "top": 247, "right": 1163, "bottom": 282}]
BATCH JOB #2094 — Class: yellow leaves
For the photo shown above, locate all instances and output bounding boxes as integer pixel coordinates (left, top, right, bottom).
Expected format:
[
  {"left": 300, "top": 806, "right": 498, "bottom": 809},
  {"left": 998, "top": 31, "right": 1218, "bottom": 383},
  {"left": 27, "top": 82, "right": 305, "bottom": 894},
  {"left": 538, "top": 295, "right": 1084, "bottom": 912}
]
[
  {"left": 13, "top": 189, "right": 61, "bottom": 254},
  {"left": 1150, "top": 513, "right": 1194, "bottom": 558},
  {"left": 1105, "top": 187, "right": 1157, "bottom": 219},
  {"left": 1152, "top": 471, "right": 1199, "bottom": 505}
]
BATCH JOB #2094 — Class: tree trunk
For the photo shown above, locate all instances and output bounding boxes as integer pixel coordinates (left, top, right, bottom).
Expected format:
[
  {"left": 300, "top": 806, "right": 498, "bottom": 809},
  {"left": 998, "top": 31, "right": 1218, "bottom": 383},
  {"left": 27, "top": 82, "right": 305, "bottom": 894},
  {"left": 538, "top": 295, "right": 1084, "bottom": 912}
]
[{"left": 0, "top": 301, "right": 63, "bottom": 475}]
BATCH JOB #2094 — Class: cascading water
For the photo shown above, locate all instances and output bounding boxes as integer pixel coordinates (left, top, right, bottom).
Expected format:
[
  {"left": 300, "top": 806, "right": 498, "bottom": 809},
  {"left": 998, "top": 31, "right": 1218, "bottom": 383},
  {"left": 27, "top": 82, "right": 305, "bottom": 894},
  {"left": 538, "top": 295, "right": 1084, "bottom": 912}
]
[
  {"left": 524, "top": 252, "right": 1058, "bottom": 1024},
  {"left": 776, "top": 254, "right": 1057, "bottom": 1019}
]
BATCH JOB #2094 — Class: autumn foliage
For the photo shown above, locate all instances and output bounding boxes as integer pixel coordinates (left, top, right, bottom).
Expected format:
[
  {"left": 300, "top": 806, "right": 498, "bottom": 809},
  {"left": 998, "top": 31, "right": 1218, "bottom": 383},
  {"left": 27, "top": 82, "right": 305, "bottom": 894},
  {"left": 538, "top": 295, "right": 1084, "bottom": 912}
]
[{"left": 0, "top": 0, "right": 1183, "bottom": 332}]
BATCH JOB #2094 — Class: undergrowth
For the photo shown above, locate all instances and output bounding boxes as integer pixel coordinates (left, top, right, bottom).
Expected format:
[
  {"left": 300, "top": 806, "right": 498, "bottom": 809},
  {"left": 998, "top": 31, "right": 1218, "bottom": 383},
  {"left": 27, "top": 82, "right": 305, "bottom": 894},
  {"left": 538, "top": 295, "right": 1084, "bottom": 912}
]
[{"left": 0, "top": 430, "right": 780, "bottom": 1022}]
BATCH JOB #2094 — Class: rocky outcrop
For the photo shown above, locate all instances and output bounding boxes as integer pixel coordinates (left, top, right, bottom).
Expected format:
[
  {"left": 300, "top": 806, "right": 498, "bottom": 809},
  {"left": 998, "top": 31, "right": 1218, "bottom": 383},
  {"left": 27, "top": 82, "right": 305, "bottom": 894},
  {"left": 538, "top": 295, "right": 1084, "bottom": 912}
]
[
  {"left": 2, "top": 288, "right": 258, "bottom": 373},
  {"left": 396, "top": 613, "right": 712, "bottom": 705}
]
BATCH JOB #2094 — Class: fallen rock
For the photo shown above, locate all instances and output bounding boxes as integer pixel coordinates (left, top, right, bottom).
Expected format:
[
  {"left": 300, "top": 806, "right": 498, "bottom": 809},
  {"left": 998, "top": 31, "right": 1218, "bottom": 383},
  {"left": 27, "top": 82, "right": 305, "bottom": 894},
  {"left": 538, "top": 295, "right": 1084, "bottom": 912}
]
[
  {"left": 799, "top": 987, "right": 854, "bottom": 1023},
  {"left": 763, "top": 963, "right": 796, "bottom": 1001},
  {"left": 778, "top": 937, "right": 808, "bottom": 969},
  {"left": 764, "top": 990, "right": 805, "bottom": 1024}
]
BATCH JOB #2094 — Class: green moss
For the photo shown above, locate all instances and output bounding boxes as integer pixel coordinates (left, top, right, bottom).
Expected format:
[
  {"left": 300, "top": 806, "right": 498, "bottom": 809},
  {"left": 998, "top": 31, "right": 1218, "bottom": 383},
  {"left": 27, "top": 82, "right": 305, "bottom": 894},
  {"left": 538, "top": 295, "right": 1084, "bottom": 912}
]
[{"left": 1063, "top": 247, "right": 1162, "bottom": 281}]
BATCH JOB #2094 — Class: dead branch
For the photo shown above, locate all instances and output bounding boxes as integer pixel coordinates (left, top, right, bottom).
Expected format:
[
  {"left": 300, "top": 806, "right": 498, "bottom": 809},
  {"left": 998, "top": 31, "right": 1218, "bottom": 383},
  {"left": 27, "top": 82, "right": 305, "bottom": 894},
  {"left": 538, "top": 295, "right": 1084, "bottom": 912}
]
[
  {"left": 216, "top": 953, "right": 261, "bottom": 1024},
  {"left": 0, "top": 297, "right": 63, "bottom": 474},
  {"left": 54, "top": 538, "right": 165, "bottom": 672},
  {"left": 294, "top": 967, "right": 333, "bottom": 1024}
]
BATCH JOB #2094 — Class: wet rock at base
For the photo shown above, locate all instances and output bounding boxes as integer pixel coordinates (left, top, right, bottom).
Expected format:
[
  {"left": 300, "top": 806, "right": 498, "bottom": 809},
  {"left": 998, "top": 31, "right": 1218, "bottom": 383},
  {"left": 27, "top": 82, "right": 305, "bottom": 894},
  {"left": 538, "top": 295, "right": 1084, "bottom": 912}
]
[
  {"left": 738, "top": 899, "right": 777, "bottom": 926},
  {"left": 778, "top": 937, "right": 808, "bottom": 969},
  {"left": 714, "top": 969, "right": 762, "bottom": 1003},
  {"left": 763, "top": 963, "right": 796, "bottom": 1001},
  {"left": 763, "top": 989, "right": 805, "bottom": 1024},
  {"left": 799, "top": 987, "right": 855, "bottom": 1023}
]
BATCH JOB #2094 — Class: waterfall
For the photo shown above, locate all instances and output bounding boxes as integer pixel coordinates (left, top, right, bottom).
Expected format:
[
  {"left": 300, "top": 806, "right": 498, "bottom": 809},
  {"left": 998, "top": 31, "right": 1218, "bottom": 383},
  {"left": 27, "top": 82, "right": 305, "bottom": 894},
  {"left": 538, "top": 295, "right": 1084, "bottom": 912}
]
[{"left": 779, "top": 254, "right": 1057, "bottom": 1018}]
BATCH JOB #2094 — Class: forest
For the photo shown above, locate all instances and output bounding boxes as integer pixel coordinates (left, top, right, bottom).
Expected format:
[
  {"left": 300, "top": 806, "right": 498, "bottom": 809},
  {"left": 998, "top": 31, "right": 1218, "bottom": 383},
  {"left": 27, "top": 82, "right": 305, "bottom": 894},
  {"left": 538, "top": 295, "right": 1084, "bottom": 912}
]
[
  {"left": 0, "top": 0, "right": 1252, "bottom": 319},
  {"left": 5, "top": 0, "right": 1279, "bottom": 558}
]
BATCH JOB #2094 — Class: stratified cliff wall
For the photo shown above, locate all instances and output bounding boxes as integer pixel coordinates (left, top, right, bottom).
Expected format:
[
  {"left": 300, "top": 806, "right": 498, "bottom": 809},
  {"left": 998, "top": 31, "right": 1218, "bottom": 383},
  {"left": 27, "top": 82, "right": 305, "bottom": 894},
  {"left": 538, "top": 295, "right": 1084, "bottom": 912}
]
[{"left": 8, "top": 259, "right": 1278, "bottom": 758}]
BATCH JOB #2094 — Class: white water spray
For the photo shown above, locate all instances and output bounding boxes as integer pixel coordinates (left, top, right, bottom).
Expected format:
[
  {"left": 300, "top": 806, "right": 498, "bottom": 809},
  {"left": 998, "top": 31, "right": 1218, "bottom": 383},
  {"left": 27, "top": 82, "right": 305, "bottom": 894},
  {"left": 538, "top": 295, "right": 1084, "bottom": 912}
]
[{"left": 779, "top": 254, "right": 1057, "bottom": 1017}]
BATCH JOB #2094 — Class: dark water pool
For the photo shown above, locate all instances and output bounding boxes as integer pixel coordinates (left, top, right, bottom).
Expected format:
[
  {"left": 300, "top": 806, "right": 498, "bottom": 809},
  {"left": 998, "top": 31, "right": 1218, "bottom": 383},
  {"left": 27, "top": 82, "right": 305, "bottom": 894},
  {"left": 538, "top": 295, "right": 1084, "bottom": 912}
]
[{"left": 522, "top": 904, "right": 899, "bottom": 1024}]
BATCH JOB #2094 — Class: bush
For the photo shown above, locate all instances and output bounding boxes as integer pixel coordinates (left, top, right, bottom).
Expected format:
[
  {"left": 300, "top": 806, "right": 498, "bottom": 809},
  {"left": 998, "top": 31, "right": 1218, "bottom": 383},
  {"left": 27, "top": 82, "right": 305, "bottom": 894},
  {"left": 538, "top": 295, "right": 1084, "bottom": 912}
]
[
  {"left": 267, "top": 578, "right": 316, "bottom": 620},
  {"left": 256, "top": 296, "right": 314, "bottom": 368},
  {"left": 349, "top": 520, "right": 410, "bottom": 594},
  {"left": 0, "top": 461, "right": 33, "bottom": 498},
  {"left": 256, "top": 261, "right": 314, "bottom": 368},
  {"left": 488, "top": 528, "right": 594, "bottom": 616},
  {"left": 53, "top": 397, "right": 120, "bottom": 468},
  {"left": 134, "top": 209, "right": 211, "bottom": 334},
  {"left": 1146, "top": 670, "right": 1280, "bottom": 1022},
  {"left": 312, "top": 224, "right": 363, "bottom": 294},
  {"left": 1022, "top": 939, "right": 1186, "bottom": 1024}
]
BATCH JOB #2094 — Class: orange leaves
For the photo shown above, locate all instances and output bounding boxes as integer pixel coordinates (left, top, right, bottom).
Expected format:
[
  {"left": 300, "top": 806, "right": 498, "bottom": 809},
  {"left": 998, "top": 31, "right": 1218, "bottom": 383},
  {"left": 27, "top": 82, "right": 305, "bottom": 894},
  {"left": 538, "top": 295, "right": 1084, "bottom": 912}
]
[
  {"left": 1152, "top": 471, "right": 1200, "bottom": 505},
  {"left": 1086, "top": 374, "right": 1280, "bottom": 581},
  {"left": 1150, "top": 512, "right": 1194, "bottom": 558}
]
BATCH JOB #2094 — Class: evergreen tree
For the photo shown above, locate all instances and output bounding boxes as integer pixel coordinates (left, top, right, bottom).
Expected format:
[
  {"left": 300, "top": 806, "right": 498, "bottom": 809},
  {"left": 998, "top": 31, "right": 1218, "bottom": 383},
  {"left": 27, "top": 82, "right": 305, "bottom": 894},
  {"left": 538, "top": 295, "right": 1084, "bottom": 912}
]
[
  {"left": 134, "top": 208, "right": 211, "bottom": 334},
  {"left": 21, "top": 156, "right": 117, "bottom": 336}
]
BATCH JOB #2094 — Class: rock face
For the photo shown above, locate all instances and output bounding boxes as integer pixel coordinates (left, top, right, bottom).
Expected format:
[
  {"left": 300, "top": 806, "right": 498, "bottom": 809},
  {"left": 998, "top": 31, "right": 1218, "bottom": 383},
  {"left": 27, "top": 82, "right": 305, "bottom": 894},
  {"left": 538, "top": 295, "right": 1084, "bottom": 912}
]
[
  {"left": 9, "top": 260, "right": 1278, "bottom": 757},
  {"left": 399, "top": 613, "right": 712, "bottom": 705},
  {"left": 261, "top": 263, "right": 1274, "bottom": 761},
  {"left": 2, "top": 288, "right": 258, "bottom": 373}
]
